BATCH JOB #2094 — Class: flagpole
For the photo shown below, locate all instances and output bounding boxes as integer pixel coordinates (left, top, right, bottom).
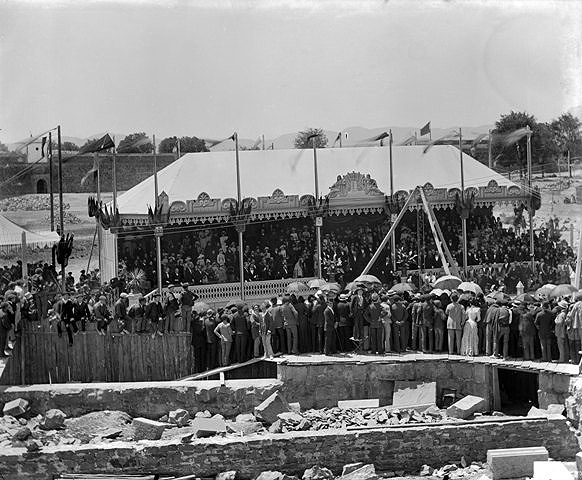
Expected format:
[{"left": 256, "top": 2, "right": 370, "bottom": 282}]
[
  {"left": 488, "top": 129, "right": 493, "bottom": 169},
  {"left": 389, "top": 130, "right": 397, "bottom": 273},
  {"left": 459, "top": 127, "right": 468, "bottom": 277},
  {"left": 48, "top": 131, "right": 55, "bottom": 232},
  {"left": 96, "top": 153, "right": 103, "bottom": 277},
  {"left": 234, "top": 132, "right": 245, "bottom": 300},
  {"left": 262, "top": 134, "right": 265, "bottom": 151},
  {"left": 526, "top": 125, "right": 535, "bottom": 272},
  {"left": 152, "top": 134, "right": 163, "bottom": 297},
  {"left": 339, "top": 131, "right": 342, "bottom": 148},
  {"left": 112, "top": 136, "right": 117, "bottom": 213},
  {"left": 57, "top": 125, "right": 66, "bottom": 291},
  {"left": 312, "top": 135, "right": 322, "bottom": 279},
  {"left": 177, "top": 137, "right": 181, "bottom": 159}
]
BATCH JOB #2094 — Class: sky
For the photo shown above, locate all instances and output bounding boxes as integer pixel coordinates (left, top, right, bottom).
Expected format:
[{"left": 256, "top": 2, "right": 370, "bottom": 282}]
[{"left": 1, "top": 0, "right": 581, "bottom": 144}]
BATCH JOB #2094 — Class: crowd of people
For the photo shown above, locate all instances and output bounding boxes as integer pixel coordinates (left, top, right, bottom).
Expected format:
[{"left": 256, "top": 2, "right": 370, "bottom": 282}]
[{"left": 117, "top": 207, "right": 575, "bottom": 293}]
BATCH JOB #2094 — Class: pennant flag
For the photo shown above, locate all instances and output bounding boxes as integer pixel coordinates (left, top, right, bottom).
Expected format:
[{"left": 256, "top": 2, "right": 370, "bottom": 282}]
[
  {"left": 80, "top": 156, "right": 100, "bottom": 186},
  {"left": 332, "top": 132, "right": 341, "bottom": 147},
  {"left": 422, "top": 131, "right": 459, "bottom": 154},
  {"left": 420, "top": 122, "right": 431, "bottom": 137},
  {"left": 41, "top": 137, "right": 47, "bottom": 159},
  {"left": 397, "top": 135, "right": 416, "bottom": 146},
  {"left": 494, "top": 127, "right": 530, "bottom": 147},
  {"left": 251, "top": 136, "right": 262, "bottom": 149},
  {"left": 356, "top": 131, "right": 390, "bottom": 146},
  {"left": 202, "top": 134, "right": 235, "bottom": 149},
  {"left": 469, "top": 133, "right": 489, "bottom": 155},
  {"left": 79, "top": 134, "right": 115, "bottom": 155}
]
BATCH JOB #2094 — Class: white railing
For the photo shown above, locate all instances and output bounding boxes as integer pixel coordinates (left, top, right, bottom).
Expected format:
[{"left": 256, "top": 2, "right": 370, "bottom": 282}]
[{"left": 144, "top": 277, "right": 316, "bottom": 303}]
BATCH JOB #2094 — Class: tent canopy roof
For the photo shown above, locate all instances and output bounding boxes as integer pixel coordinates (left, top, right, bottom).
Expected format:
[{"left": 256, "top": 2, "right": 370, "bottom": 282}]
[
  {"left": 117, "top": 145, "right": 520, "bottom": 215},
  {"left": 0, "top": 214, "right": 60, "bottom": 249}
]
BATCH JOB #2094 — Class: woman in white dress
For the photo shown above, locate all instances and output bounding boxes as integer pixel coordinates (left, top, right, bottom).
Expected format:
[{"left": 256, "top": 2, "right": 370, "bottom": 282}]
[{"left": 461, "top": 299, "right": 480, "bottom": 356}]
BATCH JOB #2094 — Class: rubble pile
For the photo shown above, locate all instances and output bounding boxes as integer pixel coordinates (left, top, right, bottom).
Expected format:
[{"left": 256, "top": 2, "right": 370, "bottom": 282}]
[
  {"left": 0, "top": 195, "right": 69, "bottom": 212},
  {"left": 276, "top": 405, "right": 458, "bottom": 432}
]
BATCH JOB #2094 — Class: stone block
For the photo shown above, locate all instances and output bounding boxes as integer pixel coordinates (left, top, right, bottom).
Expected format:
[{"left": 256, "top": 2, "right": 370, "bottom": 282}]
[
  {"left": 446, "top": 395, "right": 487, "bottom": 419},
  {"left": 576, "top": 452, "right": 582, "bottom": 480},
  {"left": 2, "top": 398, "right": 29, "bottom": 418},
  {"left": 39, "top": 409, "right": 66, "bottom": 430},
  {"left": 303, "top": 466, "right": 334, "bottom": 480},
  {"left": 216, "top": 471, "right": 236, "bottom": 480},
  {"left": 342, "top": 463, "right": 364, "bottom": 476},
  {"left": 256, "top": 471, "right": 299, "bottom": 480},
  {"left": 191, "top": 416, "right": 227, "bottom": 438},
  {"left": 12, "top": 427, "right": 31, "bottom": 442},
  {"left": 132, "top": 417, "right": 168, "bottom": 440},
  {"left": 277, "top": 412, "right": 304, "bottom": 423},
  {"left": 226, "top": 421, "right": 263, "bottom": 435},
  {"left": 565, "top": 397, "right": 577, "bottom": 421},
  {"left": 289, "top": 402, "right": 301, "bottom": 413},
  {"left": 487, "top": 446, "right": 548, "bottom": 480},
  {"left": 235, "top": 413, "right": 256, "bottom": 423},
  {"left": 533, "top": 461, "right": 571, "bottom": 479},
  {"left": 546, "top": 404, "right": 565, "bottom": 416},
  {"left": 340, "top": 464, "right": 377, "bottom": 480},
  {"left": 254, "top": 392, "right": 291, "bottom": 425},
  {"left": 168, "top": 409, "right": 190, "bottom": 427},
  {"left": 338, "top": 399, "right": 379, "bottom": 409},
  {"left": 392, "top": 381, "right": 436, "bottom": 409}
]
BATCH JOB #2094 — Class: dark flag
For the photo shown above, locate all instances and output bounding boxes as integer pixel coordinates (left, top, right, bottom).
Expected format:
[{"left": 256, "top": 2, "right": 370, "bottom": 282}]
[
  {"left": 80, "top": 156, "right": 100, "bottom": 186},
  {"left": 79, "top": 134, "right": 115, "bottom": 155},
  {"left": 41, "top": 137, "right": 47, "bottom": 158},
  {"left": 420, "top": 122, "right": 431, "bottom": 137}
]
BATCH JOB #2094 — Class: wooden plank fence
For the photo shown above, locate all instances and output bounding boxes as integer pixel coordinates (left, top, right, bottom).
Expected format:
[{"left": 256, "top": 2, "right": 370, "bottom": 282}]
[{"left": 0, "top": 331, "right": 197, "bottom": 385}]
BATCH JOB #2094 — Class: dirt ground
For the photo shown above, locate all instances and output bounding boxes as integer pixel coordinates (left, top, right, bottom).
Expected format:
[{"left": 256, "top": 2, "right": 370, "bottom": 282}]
[{"left": 1, "top": 168, "right": 580, "bottom": 281}]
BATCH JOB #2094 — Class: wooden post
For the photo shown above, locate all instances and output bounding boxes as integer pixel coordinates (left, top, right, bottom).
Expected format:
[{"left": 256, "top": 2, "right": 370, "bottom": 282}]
[
  {"left": 48, "top": 131, "right": 54, "bottom": 231},
  {"left": 234, "top": 132, "right": 245, "bottom": 300},
  {"left": 57, "top": 125, "right": 65, "bottom": 292},
  {"left": 526, "top": 126, "right": 535, "bottom": 271},
  {"left": 312, "top": 135, "right": 322, "bottom": 279}
]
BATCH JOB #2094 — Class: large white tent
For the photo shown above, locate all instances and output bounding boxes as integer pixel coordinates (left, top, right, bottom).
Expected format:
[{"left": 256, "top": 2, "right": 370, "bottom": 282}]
[
  {"left": 116, "top": 145, "right": 522, "bottom": 219},
  {"left": 0, "top": 214, "right": 60, "bottom": 254}
]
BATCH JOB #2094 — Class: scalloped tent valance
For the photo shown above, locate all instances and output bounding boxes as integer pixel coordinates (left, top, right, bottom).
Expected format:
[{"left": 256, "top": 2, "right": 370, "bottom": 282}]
[{"left": 115, "top": 145, "right": 525, "bottom": 224}]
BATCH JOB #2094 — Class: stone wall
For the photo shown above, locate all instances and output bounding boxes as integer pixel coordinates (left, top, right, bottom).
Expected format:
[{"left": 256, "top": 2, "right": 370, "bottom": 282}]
[
  {"left": 0, "top": 417, "right": 577, "bottom": 480},
  {"left": 0, "top": 154, "right": 177, "bottom": 198},
  {"left": 538, "top": 370, "right": 575, "bottom": 409},
  {"left": 277, "top": 359, "right": 493, "bottom": 410},
  {"left": 0, "top": 379, "right": 282, "bottom": 419}
]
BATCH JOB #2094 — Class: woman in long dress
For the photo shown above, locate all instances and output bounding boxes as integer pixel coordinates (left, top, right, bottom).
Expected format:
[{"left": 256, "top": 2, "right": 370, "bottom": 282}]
[{"left": 461, "top": 299, "right": 480, "bottom": 356}]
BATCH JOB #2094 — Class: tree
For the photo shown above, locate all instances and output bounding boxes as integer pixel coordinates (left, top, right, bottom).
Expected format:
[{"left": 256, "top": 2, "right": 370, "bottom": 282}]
[
  {"left": 61, "top": 141, "right": 79, "bottom": 151},
  {"left": 0, "top": 141, "right": 8, "bottom": 153},
  {"left": 117, "top": 132, "right": 153, "bottom": 154},
  {"left": 159, "top": 136, "right": 208, "bottom": 154},
  {"left": 491, "top": 111, "right": 543, "bottom": 167},
  {"left": 551, "top": 112, "right": 582, "bottom": 158},
  {"left": 294, "top": 128, "right": 328, "bottom": 149}
]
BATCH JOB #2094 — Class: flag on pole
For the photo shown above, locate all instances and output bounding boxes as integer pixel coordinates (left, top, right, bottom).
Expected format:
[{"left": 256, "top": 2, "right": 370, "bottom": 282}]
[
  {"left": 356, "top": 131, "right": 390, "bottom": 145},
  {"left": 397, "top": 135, "right": 416, "bottom": 146},
  {"left": 202, "top": 134, "right": 235, "bottom": 149},
  {"left": 251, "top": 136, "right": 262, "bottom": 149},
  {"left": 40, "top": 137, "right": 47, "bottom": 159},
  {"left": 79, "top": 134, "right": 115, "bottom": 155},
  {"left": 422, "top": 131, "right": 459, "bottom": 154},
  {"left": 494, "top": 127, "right": 530, "bottom": 147},
  {"left": 332, "top": 132, "right": 341, "bottom": 147},
  {"left": 470, "top": 133, "right": 489, "bottom": 155},
  {"left": 420, "top": 122, "right": 431, "bottom": 137},
  {"left": 80, "top": 156, "right": 100, "bottom": 186}
]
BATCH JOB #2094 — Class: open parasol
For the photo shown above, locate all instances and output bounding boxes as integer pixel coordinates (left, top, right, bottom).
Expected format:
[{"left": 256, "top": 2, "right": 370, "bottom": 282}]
[
  {"left": 432, "top": 275, "right": 462, "bottom": 290},
  {"left": 308, "top": 279, "right": 327, "bottom": 289},
  {"left": 321, "top": 282, "right": 342, "bottom": 293},
  {"left": 549, "top": 284, "right": 578, "bottom": 299},
  {"left": 193, "top": 301, "right": 211, "bottom": 314},
  {"left": 346, "top": 282, "right": 367, "bottom": 292},
  {"left": 535, "top": 284, "right": 557, "bottom": 297},
  {"left": 353, "top": 274, "right": 382, "bottom": 284},
  {"left": 389, "top": 282, "right": 417, "bottom": 294},
  {"left": 286, "top": 281, "right": 308, "bottom": 293},
  {"left": 457, "top": 281, "right": 483, "bottom": 296}
]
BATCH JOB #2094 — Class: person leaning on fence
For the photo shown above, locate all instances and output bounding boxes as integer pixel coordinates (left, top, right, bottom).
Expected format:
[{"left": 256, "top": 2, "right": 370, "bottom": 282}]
[
  {"left": 128, "top": 296, "right": 147, "bottom": 333},
  {"left": 94, "top": 295, "right": 112, "bottom": 336},
  {"left": 114, "top": 293, "right": 131, "bottom": 335},
  {"left": 59, "top": 291, "right": 77, "bottom": 346},
  {"left": 145, "top": 293, "right": 164, "bottom": 338}
]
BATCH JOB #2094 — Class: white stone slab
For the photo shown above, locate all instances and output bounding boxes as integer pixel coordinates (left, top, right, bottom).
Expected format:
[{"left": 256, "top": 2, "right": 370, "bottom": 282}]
[
  {"left": 338, "top": 399, "right": 379, "bottom": 409},
  {"left": 392, "top": 381, "right": 436, "bottom": 409},
  {"left": 447, "top": 395, "right": 487, "bottom": 419},
  {"left": 487, "top": 446, "right": 549, "bottom": 480},
  {"left": 533, "top": 461, "right": 571, "bottom": 479}
]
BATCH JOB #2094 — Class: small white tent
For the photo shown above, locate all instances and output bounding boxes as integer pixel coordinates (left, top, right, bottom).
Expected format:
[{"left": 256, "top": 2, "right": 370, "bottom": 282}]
[{"left": 0, "top": 214, "right": 60, "bottom": 254}]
